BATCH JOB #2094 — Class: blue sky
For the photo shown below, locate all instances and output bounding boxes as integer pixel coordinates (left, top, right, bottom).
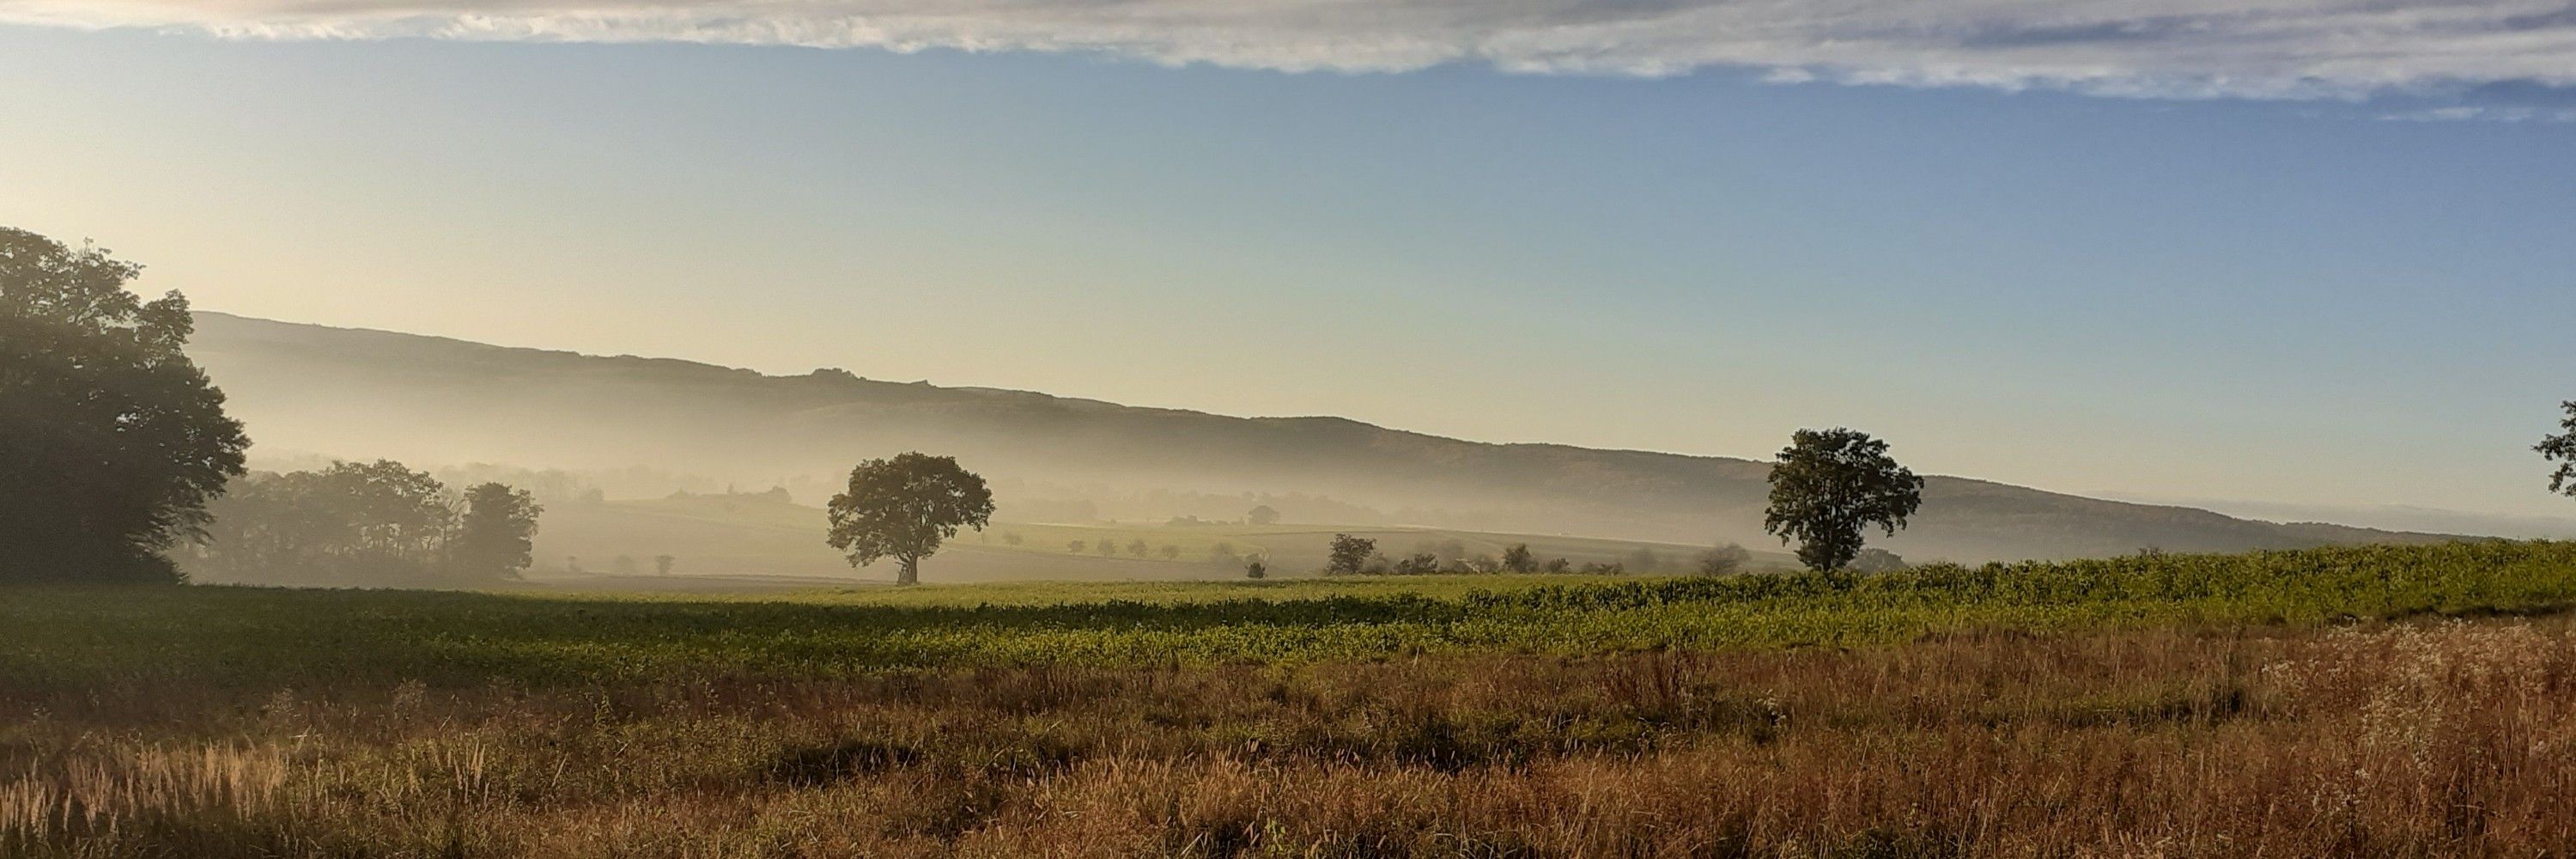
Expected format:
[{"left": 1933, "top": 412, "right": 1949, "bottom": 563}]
[{"left": 3, "top": 20, "right": 2573, "bottom": 521}]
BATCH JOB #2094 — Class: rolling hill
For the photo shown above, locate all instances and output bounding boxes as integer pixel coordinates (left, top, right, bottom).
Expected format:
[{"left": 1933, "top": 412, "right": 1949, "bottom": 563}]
[{"left": 184, "top": 311, "right": 2459, "bottom": 565}]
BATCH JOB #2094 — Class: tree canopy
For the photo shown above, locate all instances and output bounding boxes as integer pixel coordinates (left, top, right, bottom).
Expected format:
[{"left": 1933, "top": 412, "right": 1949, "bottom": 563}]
[
  {"left": 824, "top": 453, "right": 994, "bottom": 585},
  {"left": 2541, "top": 401, "right": 2576, "bottom": 499},
  {"left": 1763, "top": 428, "right": 1925, "bottom": 572},
  {"left": 1, "top": 228, "right": 247, "bottom": 583}
]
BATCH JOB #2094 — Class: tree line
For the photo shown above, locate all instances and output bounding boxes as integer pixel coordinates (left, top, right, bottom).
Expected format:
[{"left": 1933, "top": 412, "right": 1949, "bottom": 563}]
[{"left": 13, "top": 224, "right": 2576, "bottom": 588}]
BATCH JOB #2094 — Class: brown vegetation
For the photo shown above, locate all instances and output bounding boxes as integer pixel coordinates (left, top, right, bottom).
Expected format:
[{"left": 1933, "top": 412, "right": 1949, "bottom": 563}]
[{"left": 9, "top": 616, "right": 2576, "bottom": 856}]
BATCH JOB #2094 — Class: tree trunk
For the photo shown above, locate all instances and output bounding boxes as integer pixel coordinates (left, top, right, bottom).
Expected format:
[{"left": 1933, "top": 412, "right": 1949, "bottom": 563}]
[{"left": 897, "top": 556, "right": 920, "bottom": 587}]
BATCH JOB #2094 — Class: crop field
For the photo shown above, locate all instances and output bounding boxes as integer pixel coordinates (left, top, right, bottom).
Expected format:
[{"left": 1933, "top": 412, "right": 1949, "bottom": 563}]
[{"left": 9, "top": 540, "right": 2576, "bottom": 856}]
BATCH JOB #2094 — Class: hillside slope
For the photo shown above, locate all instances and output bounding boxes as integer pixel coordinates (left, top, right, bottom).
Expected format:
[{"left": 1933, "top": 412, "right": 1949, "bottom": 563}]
[{"left": 185, "top": 312, "right": 2454, "bottom": 563}]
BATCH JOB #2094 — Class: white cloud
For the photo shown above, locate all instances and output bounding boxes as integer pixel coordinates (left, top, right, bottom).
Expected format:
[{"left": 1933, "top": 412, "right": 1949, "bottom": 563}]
[{"left": 10, "top": 0, "right": 2576, "bottom": 97}]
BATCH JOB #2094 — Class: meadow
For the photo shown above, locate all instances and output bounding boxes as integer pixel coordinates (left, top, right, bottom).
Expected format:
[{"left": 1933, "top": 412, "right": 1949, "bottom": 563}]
[{"left": 9, "top": 540, "right": 2576, "bottom": 856}]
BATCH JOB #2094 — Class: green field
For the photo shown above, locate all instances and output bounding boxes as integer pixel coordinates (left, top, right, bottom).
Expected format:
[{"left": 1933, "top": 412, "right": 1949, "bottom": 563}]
[
  {"left": 21, "top": 540, "right": 2576, "bottom": 693},
  {"left": 494, "top": 491, "right": 1785, "bottom": 586},
  {"left": 14, "top": 540, "right": 2576, "bottom": 856}
]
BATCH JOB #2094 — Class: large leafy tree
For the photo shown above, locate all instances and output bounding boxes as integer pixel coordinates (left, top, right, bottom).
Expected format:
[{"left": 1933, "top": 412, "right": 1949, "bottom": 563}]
[
  {"left": 2542, "top": 401, "right": 2576, "bottom": 499},
  {"left": 1, "top": 228, "right": 247, "bottom": 583},
  {"left": 825, "top": 453, "right": 994, "bottom": 585},
  {"left": 1763, "top": 428, "right": 1925, "bottom": 572},
  {"left": 450, "top": 482, "right": 544, "bottom": 581}
]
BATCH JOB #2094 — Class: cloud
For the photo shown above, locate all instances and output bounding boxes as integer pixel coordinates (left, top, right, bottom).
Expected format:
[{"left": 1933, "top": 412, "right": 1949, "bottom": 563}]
[{"left": 10, "top": 0, "right": 2576, "bottom": 97}]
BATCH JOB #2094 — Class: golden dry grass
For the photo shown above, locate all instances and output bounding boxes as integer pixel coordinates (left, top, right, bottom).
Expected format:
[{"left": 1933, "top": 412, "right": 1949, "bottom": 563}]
[{"left": 9, "top": 617, "right": 2576, "bottom": 856}]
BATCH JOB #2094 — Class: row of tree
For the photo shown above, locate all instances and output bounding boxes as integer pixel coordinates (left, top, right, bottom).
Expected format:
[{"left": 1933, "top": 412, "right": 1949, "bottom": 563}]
[{"left": 191, "top": 460, "right": 543, "bottom": 586}]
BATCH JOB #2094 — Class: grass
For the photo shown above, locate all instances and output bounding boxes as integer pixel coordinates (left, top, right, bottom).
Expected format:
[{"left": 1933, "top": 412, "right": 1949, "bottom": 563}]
[{"left": 9, "top": 540, "right": 2576, "bottom": 856}]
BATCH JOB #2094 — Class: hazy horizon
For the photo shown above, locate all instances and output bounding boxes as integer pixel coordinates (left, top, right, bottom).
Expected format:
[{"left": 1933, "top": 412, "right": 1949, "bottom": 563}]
[{"left": 7, "top": 15, "right": 2575, "bottom": 522}]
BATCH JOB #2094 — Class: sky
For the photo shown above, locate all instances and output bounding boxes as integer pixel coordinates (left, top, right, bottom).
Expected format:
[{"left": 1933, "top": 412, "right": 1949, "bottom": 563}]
[{"left": 2, "top": 5, "right": 2573, "bottom": 521}]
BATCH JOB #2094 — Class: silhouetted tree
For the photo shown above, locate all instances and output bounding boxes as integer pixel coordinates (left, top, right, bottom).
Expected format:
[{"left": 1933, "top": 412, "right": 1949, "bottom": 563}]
[
  {"left": 1097, "top": 539, "right": 1116, "bottom": 557},
  {"left": 1244, "top": 556, "right": 1267, "bottom": 579},
  {"left": 1327, "top": 533, "right": 1376, "bottom": 576},
  {"left": 1, "top": 228, "right": 248, "bottom": 583},
  {"left": 449, "top": 483, "right": 542, "bottom": 580},
  {"left": 1543, "top": 557, "right": 1571, "bottom": 573},
  {"left": 1158, "top": 545, "right": 1182, "bottom": 561},
  {"left": 1127, "top": 538, "right": 1150, "bottom": 557},
  {"left": 824, "top": 453, "right": 994, "bottom": 586},
  {"left": 1247, "top": 505, "right": 1280, "bottom": 526},
  {"left": 196, "top": 460, "right": 459, "bottom": 584},
  {"left": 653, "top": 554, "right": 675, "bottom": 576},
  {"left": 1697, "top": 543, "right": 1752, "bottom": 576},
  {"left": 1067, "top": 539, "right": 1087, "bottom": 554},
  {"left": 1764, "top": 428, "right": 1925, "bottom": 572},
  {"left": 2543, "top": 401, "right": 2576, "bottom": 498}
]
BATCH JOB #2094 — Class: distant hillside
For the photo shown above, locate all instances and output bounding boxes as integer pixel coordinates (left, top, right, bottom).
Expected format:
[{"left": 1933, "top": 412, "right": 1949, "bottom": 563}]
[{"left": 185, "top": 312, "right": 2460, "bottom": 563}]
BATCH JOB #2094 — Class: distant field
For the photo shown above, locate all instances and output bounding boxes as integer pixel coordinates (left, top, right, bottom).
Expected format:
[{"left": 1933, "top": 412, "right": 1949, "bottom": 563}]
[
  {"left": 15, "top": 540, "right": 2576, "bottom": 690},
  {"left": 526, "top": 492, "right": 1783, "bottom": 585},
  {"left": 11, "top": 540, "right": 2576, "bottom": 856}
]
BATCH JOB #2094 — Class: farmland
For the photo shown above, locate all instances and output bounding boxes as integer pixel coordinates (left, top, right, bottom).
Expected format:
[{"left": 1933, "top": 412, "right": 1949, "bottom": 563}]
[
  {"left": 507, "top": 490, "right": 1781, "bottom": 586},
  {"left": 9, "top": 540, "right": 2576, "bottom": 856}
]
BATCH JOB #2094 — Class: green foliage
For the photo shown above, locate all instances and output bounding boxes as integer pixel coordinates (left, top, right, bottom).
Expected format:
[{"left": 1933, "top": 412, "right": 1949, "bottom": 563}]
[
  {"left": 824, "top": 453, "right": 995, "bottom": 586},
  {"left": 8, "top": 540, "right": 2567, "bottom": 692},
  {"left": 0, "top": 228, "right": 248, "bottom": 583},
  {"left": 1501, "top": 543, "right": 1534, "bottom": 574},
  {"left": 1327, "top": 533, "right": 1376, "bottom": 575},
  {"left": 1765, "top": 428, "right": 1926, "bottom": 571},
  {"left": 197, "top": 460, "right": 475, "bottom": 585},
  {"left": 2542, "top": 400, "right": 2576, "bottom": 497},
  {"left": 451, "top": 483, "right": 544, "bottom": 580}
]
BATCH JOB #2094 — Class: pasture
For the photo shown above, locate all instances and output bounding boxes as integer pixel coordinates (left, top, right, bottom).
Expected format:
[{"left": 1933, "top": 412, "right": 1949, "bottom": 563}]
[{"left": 9, "top": 540, "right": 2576, "bottom": 856}]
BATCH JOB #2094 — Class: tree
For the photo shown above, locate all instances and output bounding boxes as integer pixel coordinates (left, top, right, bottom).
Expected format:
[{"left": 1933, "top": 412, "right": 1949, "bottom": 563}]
[
  {"left": 1158, "top": 545, "right": 1182, "bottom": 561},
  {"left": 1247, "top": 504, "right": 1280, "bottom": 526},
  {"left": 1763, "top": 428, "right": 1925, "bottom": 572},
  {"left": 193, "top": 460, "right": 478, "bottom": 585},
  {"left": 1127, "top": 538, "right": 1150, "bottom": 557},
  {"left": 1501, "top": 543, "right": 1534, "bottom": 574},
  {"left": 1327, "top": 533, "right": 1376, "bottom": 576},
  {"left": 1848, "top": 547, "right": 1908, "bottom": 573},
  {"left": 1244, "top": 557, "right": 1267, "bottom": 579},
  {"left": 1, "top": 228, "right": 248, "bottom": 583},
  {"left": 1097, "top": 539, "right": 1116, "bottom": 557},
  {"left": 449, "top": 482, "right": 542, "bottom": 580},
  {"left": 1625, "top": 548, "right": 1661, "bottom": 573},
  {"left": 1001, "top": 532, "right": 1024, "bottom": 546},
  {"left": 654, "top": 554, "right": 675, "bottom": 576},
  {"left": 1394, "top": 552, "right": 1441, "bottom": 575},
  {"left": 2543, "top": 401, "right": 2576, "bottom": 498},
  {"left": 1697, "top": 543, "right": 1752, "bottom": 576},
  {"left": 1209, "top": 541, "right": 1241, "bottom": 565},
  {"left": 824, "top": 453, "right": 994, "bottom": 586}
]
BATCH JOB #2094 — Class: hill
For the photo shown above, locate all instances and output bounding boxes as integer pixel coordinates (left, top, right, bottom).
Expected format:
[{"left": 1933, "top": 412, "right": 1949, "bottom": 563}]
[{"left": 185, "top": 311, "right": 2457, "bottom": 564}]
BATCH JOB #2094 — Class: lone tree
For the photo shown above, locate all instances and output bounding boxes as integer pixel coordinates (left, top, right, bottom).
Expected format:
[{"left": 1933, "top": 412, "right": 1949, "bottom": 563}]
[
  {"left": 825, "top": 453, "right": 994, "bottom": 586},
  {"left": 1326, "top": 533, "right": 1376, "bottom": 576},
  {"left": 1763, "top": 428, "right": 1925, "bottom": 572},
  {"left": 1501, "top": 543, "right": 1534, "bottom": 574},
  {"left": 2542, "top": 401, "right": 2576, "bottom": 498},
  {"left": 450, "top": 483, "right": 543, "bottom": 581},
  {"left": 1, "top": 228, "right": 248, "bottom": 583}
]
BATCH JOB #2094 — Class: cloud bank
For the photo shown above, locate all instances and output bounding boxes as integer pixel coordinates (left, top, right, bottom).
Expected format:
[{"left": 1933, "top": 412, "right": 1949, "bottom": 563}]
[{"left": 10, "top": 0, "right": 2576, "bottom": 97}]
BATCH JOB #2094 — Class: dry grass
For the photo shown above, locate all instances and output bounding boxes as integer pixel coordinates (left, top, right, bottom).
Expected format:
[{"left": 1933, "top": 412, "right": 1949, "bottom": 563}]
[{"left": 9, "top": 617, "right": 2576, "bottom": 856}]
